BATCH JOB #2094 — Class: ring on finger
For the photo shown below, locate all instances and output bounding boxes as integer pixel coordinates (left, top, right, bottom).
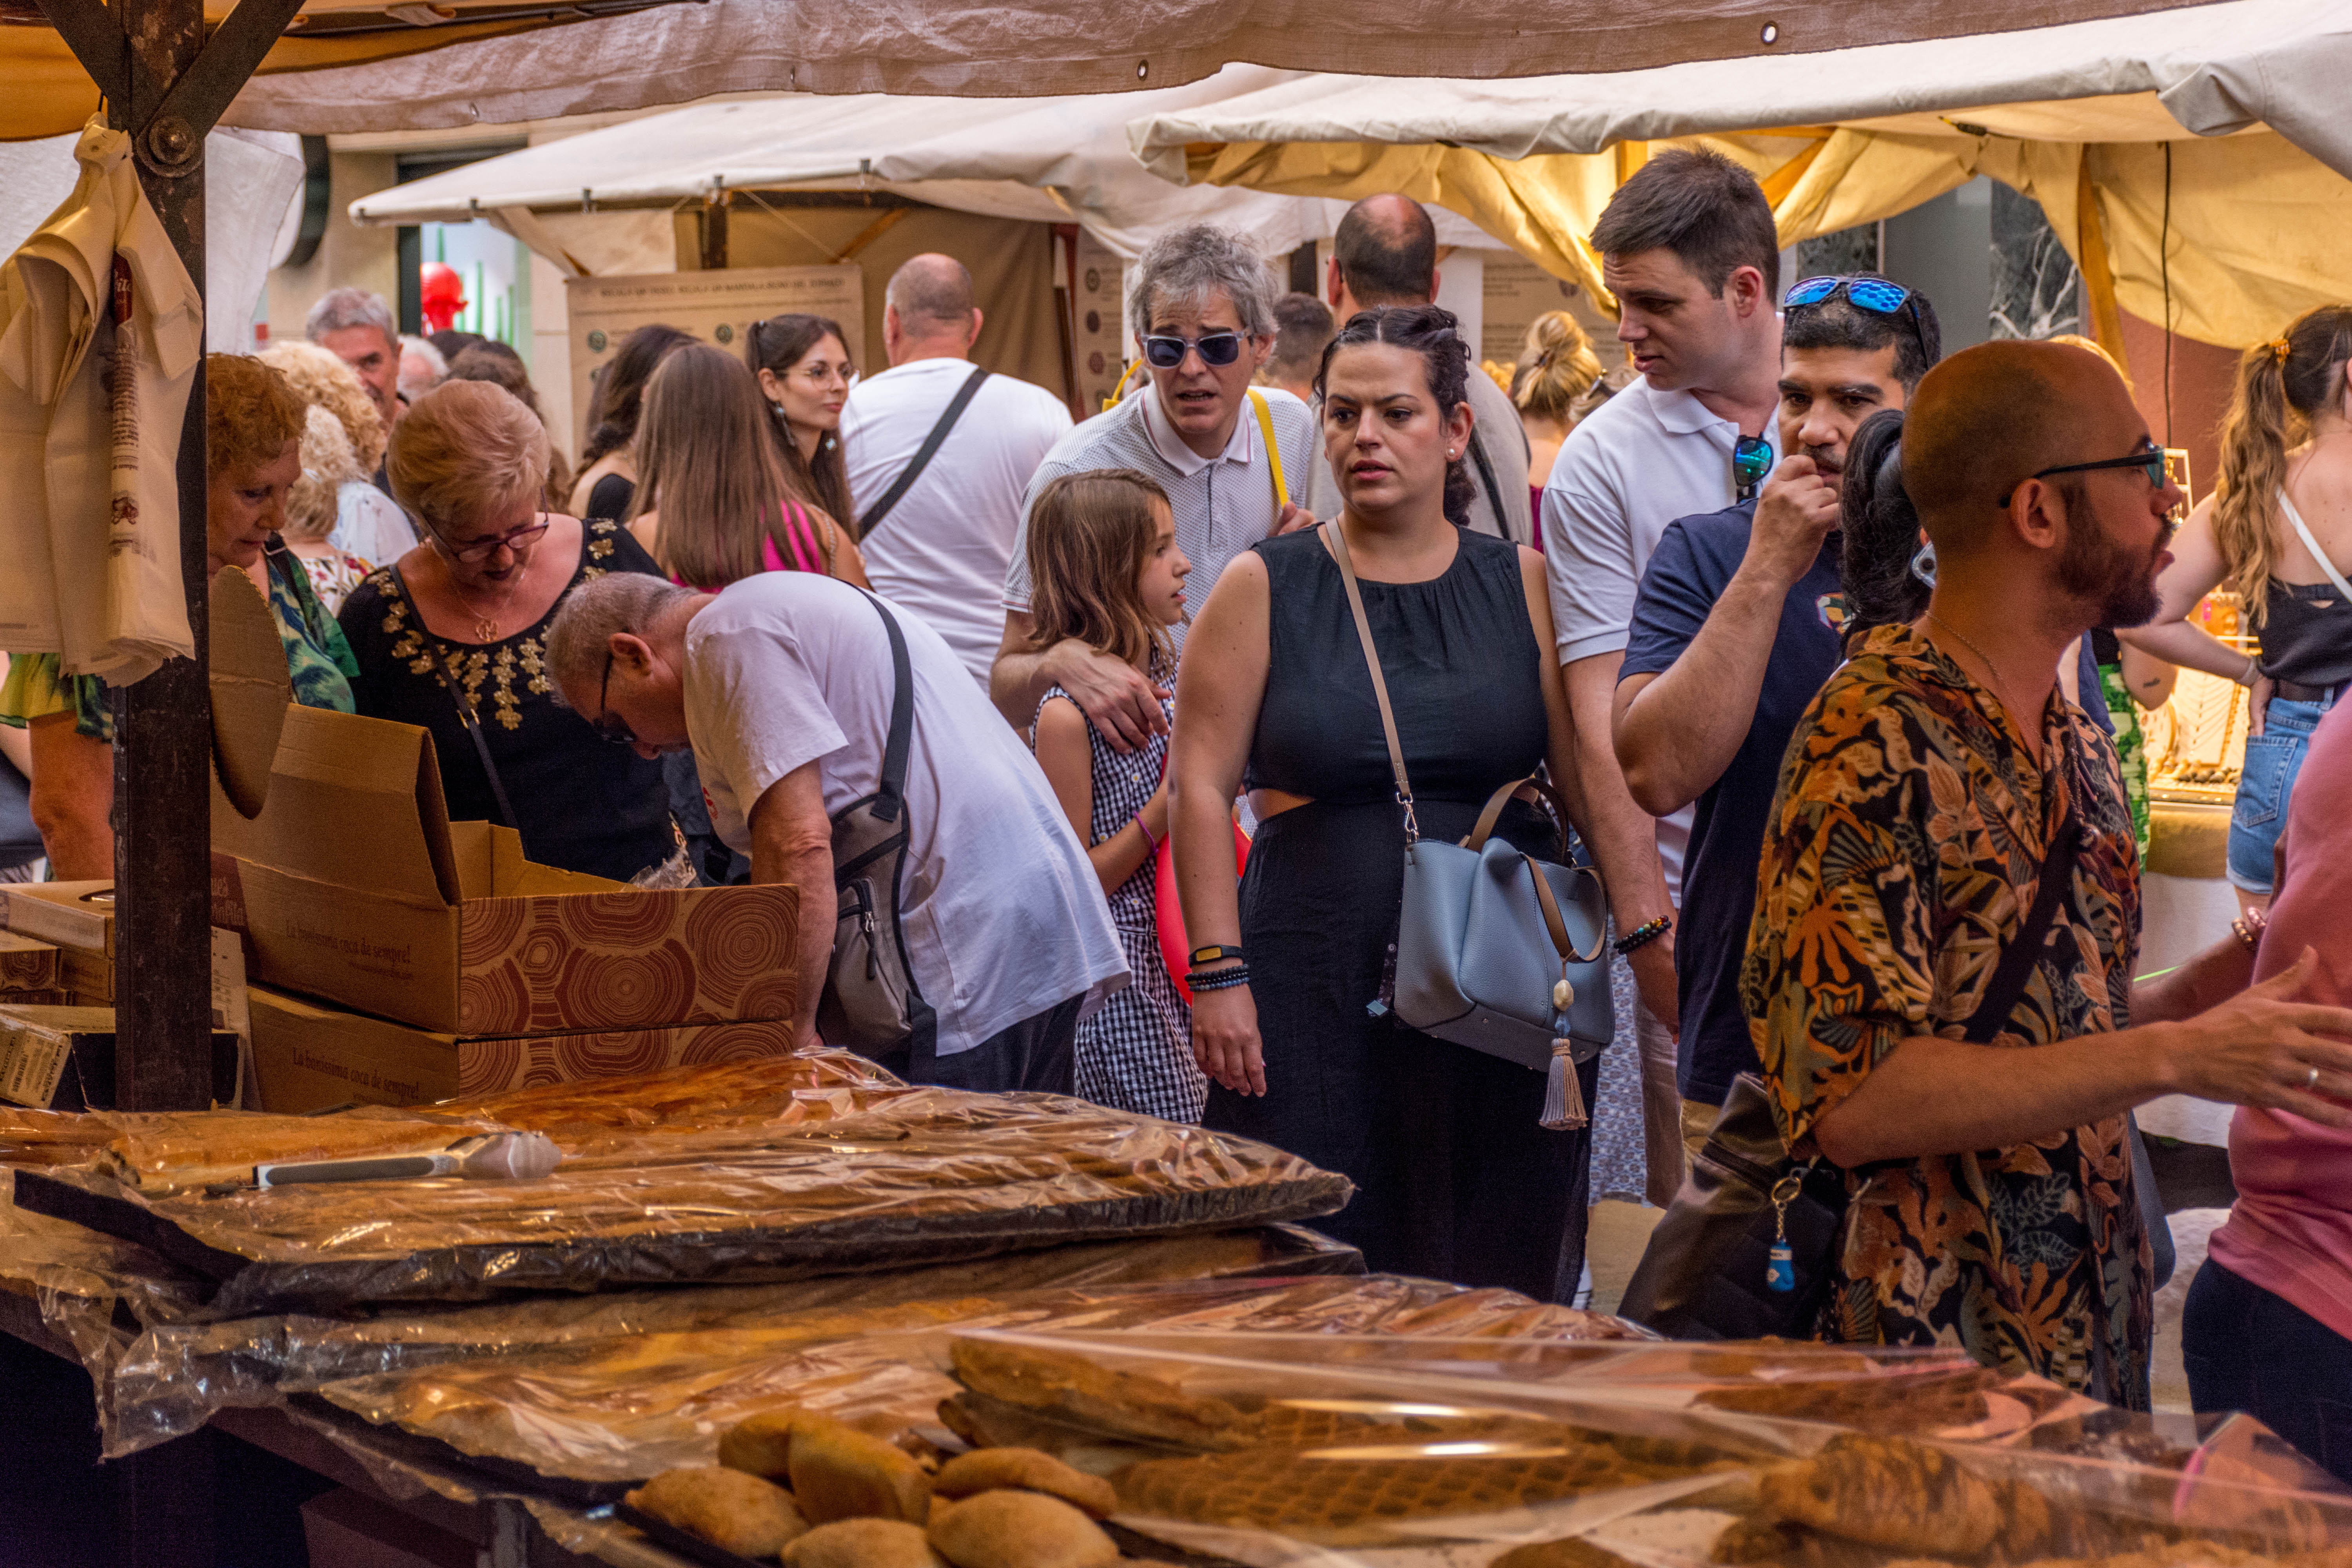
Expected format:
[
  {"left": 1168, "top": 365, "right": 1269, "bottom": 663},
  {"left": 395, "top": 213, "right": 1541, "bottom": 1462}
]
[{"left": 2308, "top": 1064, "right": 2322, "bottom": 1091}]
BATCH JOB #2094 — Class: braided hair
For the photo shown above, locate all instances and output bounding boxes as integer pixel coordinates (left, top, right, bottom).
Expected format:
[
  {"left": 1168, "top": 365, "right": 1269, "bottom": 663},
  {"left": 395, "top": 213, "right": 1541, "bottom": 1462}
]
[{"left": 1315, "top": 303, "right": 1476, "bottom": 527}]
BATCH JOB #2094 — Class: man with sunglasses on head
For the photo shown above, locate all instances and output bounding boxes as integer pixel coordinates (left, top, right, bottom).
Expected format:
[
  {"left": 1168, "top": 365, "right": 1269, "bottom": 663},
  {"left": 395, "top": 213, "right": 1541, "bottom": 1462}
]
[
  {"left": 1613, "top": 274, "right": 1941, "bottom": 1167},
  {"left": 1542, "top": 148, "right": 1785, "bottom": 1203},
  {"left": 992, "top": 223, "right": 1314, "bottom": 749},
  {"left": 1737, "top": 339, "right": 2352, "bottom": 1403}
]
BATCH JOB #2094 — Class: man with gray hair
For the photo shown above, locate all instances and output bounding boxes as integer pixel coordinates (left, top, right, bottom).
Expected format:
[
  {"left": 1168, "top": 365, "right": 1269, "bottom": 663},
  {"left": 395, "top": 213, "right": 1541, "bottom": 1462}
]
[
  {"left": 840, "top": 253, "right": 1072, "bottom": 686},
  {"left": 991, "top": 223, "right": 1314, "bottom": 748},
  {"left": 546, "top": 568, "right": 1127, "bottom": 1091},
  {"left": 305, "top": 287, "right": 401, "bottom": 430}
]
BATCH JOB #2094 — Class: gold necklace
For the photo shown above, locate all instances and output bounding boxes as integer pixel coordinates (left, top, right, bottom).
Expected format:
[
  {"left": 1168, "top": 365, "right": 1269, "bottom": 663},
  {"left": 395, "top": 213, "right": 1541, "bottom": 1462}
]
[
  {"left": 1924, "top": 610, "right": 2002, "bottom": 690},
  {"left": 447, "top": 563, "right": 523, "bottom": 641}
]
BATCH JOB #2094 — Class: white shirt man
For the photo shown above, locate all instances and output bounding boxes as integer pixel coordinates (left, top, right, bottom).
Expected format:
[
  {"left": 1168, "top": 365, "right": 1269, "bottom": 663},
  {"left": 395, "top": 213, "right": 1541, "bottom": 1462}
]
[
  {"left": 680, "top": 573, "right": 1127, "bottom": 1080},
  {"left": 840, "top": 254, "right": 1074, "bottom": 687}
]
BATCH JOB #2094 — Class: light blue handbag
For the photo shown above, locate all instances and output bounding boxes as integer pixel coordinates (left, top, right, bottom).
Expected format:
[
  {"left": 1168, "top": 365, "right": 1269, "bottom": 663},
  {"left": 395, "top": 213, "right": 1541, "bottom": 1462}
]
[{"left": 1324, "top": 523, "right": 1614, "bottom": 1129}]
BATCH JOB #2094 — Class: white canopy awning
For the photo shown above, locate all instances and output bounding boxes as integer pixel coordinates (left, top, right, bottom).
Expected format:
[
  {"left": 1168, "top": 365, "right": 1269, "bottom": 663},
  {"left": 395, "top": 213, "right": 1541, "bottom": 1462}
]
[{"left": 348, "top": 68, "right": 1497, "bottom": 264}]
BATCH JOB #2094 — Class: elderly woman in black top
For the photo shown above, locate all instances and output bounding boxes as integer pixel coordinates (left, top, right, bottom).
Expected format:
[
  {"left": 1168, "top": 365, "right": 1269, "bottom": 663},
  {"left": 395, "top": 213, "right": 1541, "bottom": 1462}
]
[
  {"left": 338, "top": 379, "right": 675, "bottom": 881},
  {"left": 1171, "top": 305, "right": 1597, "bottom": 1300}
]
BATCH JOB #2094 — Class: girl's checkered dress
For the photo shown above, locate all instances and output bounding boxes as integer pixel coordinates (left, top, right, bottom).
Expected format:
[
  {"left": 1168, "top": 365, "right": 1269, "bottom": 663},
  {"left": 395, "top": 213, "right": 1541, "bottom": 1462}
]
[{"left": 1033, "top": 686, "right": 1204, "bottom": 1122}]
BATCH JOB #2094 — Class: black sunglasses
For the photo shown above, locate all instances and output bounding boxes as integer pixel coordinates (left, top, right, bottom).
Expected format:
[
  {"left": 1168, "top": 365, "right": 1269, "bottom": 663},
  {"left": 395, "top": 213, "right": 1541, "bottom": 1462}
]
[
  {"left": 592, "top": 647, "right": 636, "bottom": 747},
  {"left": 1142, "top": 332, "right": 1245, "bottom": 370},
  {"left": 2000, "top": 445, "right": 2170, "bottom": 506}
]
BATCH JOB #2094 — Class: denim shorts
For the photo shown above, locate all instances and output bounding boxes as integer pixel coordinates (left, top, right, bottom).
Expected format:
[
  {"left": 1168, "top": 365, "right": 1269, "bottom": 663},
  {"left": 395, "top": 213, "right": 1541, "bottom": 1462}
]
[{"left": 2228, "top": 692, "right": 2334, "bottom": 894}]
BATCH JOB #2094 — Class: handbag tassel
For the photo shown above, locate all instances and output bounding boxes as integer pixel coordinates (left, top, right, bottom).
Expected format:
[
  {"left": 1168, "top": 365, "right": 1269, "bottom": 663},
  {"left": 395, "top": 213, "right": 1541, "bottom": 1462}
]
[{"left": 1540, "top": 1039, "right": 1588, "bottom": 1131}]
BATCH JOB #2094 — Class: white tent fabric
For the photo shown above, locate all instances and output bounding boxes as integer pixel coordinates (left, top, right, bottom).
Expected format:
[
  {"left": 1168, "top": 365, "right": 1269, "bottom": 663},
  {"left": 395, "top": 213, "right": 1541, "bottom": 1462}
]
[
  {"left": 1126, "top": 0, "right": 2352, "bottom": 178},
  {"left": 347, "top": 69, "right": 1495, "bottom": 264},
  {"left": 217, "top": 0, "right": 2225, "bottom": 138}
]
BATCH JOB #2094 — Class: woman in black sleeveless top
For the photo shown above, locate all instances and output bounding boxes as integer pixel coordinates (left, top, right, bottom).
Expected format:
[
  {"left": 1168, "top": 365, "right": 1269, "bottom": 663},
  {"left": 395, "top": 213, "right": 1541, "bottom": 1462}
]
[{"left": 1171, "top": 305, "right": 1599, "bottom": 1299}]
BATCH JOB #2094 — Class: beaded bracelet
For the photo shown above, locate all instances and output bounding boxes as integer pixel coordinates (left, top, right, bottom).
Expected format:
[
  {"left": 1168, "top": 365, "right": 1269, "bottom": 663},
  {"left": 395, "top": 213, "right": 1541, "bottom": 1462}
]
[
  {"left": 1612, "top": 915, "right": 1672, "bottom": 957},
  {"left": 2231, "top": 908, "right": 2267, "bottom": 955},
  {"left": 1187, "top": 965, "right": 1251, "bottom": 992}
]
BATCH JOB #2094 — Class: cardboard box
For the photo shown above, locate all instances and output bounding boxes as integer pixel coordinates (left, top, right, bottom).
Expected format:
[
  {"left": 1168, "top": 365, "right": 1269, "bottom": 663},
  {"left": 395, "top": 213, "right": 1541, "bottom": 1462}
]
[
  {"left": 0, "top": 930, "right": 58, "bottom": 989},
  {"left": 248, "top": 984, "right": 806, "bottom": 1111},
  {"left": 56, "top": 946, "right": 110, "bottom": 1004},
  {"left": 205, "top": 568, "right": 798, "bottom": 1035},
  {"left": 2, "top": 881, "right": 114, "bottom": 955},
  {"left": 0, "top": 1005, "right": 240, "bottom": 1109}
]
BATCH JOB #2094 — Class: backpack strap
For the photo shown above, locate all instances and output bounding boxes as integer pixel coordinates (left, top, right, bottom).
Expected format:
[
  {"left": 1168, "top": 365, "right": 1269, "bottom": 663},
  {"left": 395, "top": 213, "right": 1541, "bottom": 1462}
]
[{"left": 1249, "top": 388, "right": 1288, "bottom": 510}]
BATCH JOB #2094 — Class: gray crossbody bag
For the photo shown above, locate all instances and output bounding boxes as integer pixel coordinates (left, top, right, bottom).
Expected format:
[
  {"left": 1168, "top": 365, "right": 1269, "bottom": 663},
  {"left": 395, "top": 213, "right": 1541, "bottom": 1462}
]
[{"left": 1323, "top": 521, "right": 1615, "bottom": 1129}]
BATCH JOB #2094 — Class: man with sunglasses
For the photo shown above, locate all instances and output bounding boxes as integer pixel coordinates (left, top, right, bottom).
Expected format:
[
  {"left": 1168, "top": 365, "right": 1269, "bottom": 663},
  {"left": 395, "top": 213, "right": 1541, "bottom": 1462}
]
[
  {"left": 1613, "top": 274, "right": 1941, "bottom": 1165},
  {"left": 1737, "top": 339, "right": 2352, "bottom": 1403},
  {"left": 1542, "top": 148, "right": 1785, "bottom": 1203},
  {"left": 993, "top": 223, "right": 1314, "bottom": 749}
]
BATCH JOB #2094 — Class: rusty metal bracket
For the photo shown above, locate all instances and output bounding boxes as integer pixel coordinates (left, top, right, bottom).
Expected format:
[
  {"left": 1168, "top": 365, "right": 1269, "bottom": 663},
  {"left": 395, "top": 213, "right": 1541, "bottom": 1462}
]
[{"left": 36, "top": 0, "right": 309, "bottom": 174}]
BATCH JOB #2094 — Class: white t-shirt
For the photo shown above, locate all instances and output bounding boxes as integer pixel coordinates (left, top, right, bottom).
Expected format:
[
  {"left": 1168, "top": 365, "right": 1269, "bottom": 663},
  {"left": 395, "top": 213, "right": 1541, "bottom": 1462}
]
[
  {"left": 331, "top": 481, "right": 416, "bottom": 568},
  {"left": 683, "top": 572, "right": 1128, "bottom": 1058},
  {"left": 1303, "top": 363, "right": 1533, "bottom": 544},
  {"left": 1004, "top": 383, "right": 1317, "bottom": 644},
  {"left": 1541, "top": 376, "right": 1779, "bottom": 895},
  {"left": 840, "top": 358, "right": 1073, "bottom": 686}
]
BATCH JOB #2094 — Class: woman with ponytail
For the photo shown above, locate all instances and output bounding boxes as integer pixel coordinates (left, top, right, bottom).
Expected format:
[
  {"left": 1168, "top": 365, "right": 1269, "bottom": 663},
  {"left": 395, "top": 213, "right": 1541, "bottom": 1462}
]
[{"left": 2120, "top": 305, "right": 2352, "bottom": 911}]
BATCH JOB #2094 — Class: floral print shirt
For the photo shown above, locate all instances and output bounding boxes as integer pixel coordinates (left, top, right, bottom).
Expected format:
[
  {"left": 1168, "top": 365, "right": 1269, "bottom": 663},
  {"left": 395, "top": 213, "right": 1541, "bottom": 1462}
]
[{"left": 1739, "top": 621, "right": 2151, "bottom": 1408}]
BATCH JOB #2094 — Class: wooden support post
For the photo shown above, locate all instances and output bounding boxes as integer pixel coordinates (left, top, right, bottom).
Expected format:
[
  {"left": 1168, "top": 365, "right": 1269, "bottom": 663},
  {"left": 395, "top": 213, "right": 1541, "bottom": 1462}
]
[{"left": 700, "top": 191, "right": 730, "bottom": 270}]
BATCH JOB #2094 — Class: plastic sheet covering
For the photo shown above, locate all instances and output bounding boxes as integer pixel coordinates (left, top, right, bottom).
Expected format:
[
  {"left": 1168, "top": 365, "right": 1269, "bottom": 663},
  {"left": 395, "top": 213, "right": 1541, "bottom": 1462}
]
[
  {"left": 93, "top": 1224, "right": 1361, "bottom": 1458},
  {"left": 8, "top": 1059, "right": 1354, "bottom": 1318},
  {"left": 314, "top": 1276, "right": 1642, "bottom": 1484},
  {"left": 927, "top": 1328, "right": 2352, "bottom": 1566}
]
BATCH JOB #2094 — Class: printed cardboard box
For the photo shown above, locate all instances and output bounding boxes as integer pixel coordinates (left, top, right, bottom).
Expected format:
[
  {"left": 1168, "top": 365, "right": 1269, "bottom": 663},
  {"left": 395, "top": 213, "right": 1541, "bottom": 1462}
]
[
  {"left": 3, "top": 882, "right": 114, "bottom": 955},
  {"left": 247, "top": 984, "right": 806, "bottom": 1112},
  {"left": 206, "top": 569, "right": 798, "bottom": 1036},
  {"left": 0, "top": 931, "right": 59, "bottom": 990},
  {"left": 0, "top": 1004, "right": 240, "bottom": 1110}
]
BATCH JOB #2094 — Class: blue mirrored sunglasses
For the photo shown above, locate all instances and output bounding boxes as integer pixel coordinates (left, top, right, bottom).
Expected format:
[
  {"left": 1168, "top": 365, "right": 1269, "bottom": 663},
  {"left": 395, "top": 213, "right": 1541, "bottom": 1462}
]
[{"left": 1784, "top": 275, "right": 1913, "bottom": 316}]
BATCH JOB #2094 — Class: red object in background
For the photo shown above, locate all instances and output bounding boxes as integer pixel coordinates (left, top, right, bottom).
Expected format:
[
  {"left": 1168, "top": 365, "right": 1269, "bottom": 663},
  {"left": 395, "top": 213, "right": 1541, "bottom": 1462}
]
[
  {"left": 1155, "top": 821, "right": 1251, "bottom": 1003},
  {"left": 420, "top": 263, "right": 468, "bottom": 334}
]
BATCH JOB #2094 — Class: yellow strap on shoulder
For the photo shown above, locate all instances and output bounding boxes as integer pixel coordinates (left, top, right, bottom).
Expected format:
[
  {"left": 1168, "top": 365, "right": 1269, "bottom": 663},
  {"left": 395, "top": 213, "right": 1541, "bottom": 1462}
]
[
  {"left": 1100, "top": 355, "right": 1145, "bottom": 414},
  {"left": 1249, "top": 388, "right": 1288, "bottom": 510}
]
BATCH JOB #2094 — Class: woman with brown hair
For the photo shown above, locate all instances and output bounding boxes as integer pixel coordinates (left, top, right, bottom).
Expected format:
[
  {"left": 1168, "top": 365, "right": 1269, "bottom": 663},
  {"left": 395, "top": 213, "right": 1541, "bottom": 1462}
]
[
  {"left": 338, "top": 379, "right": 676, "bottom": 882},
  {"left": 567, "top": 323, "right": 694, "bottom": 520},
  {"left": 1, "top": 354, "right": 359, "bottom": 877},
  {"left": 745, "top": 313, "right": 857, "bottom": 528},
  {"left": 628, "top": 343, "right": 868, "bottom": 591},
  {"left": 2120, "top": 305, "right": 2352, "bottom": 912}
]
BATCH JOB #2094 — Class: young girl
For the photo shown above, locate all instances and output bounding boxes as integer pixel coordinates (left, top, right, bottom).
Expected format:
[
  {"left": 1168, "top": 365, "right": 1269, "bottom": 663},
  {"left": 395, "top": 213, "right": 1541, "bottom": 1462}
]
[{"left": 1026, "top": 468, "right": 1203, "bottom": 1122}]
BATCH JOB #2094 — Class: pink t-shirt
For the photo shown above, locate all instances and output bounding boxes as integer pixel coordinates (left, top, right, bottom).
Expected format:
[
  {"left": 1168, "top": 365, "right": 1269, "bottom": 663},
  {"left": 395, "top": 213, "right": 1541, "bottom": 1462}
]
[{"left": 2206, "top": 697, "right": 2352, "bottom": 1340}]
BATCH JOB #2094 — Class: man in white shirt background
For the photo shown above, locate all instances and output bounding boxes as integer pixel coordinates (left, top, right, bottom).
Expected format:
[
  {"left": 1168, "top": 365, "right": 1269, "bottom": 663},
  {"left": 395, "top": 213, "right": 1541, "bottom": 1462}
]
[
  {"left": 840, "top": 254, "right": 1074, "bottom": 686},
  {"left": 992, "top": 223, "right": 1314, "bottom": 749},
  {"left": 1305, "top": 194, "right": 1532, "bottom": 544},
  {"left": 1543, "top": 149, "right": 1784, "bottom": 1204}
]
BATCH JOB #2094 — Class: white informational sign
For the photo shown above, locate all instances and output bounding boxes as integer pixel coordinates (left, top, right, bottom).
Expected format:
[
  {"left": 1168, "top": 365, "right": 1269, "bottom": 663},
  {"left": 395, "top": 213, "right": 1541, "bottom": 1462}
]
[
  {"left": 1481, "top": 250, "right": 1618, "bottom": 369},
  {"left": 564, "top": 265, "right": 866, "bottom": 454},
  {"left": 1070, "top": 232, "right": 1127, "bottom": 414}
]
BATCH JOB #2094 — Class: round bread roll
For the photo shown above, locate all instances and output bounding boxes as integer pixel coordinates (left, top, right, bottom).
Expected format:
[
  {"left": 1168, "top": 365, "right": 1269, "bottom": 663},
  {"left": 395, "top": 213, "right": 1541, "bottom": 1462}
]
[
  {"left": 927, "top": 1491, "right": 1117, "bottom": 1568},
  {"left": 783, "top": 1518, "right": 945, "bottom": 1568},
  {"left": 932, "top": 1448, "right": 1117, "bottom": 1519},
  {"left": 627, "top": 1466, "right": 808, "bottom": 1557},
  {"left": 789, "top": 1412, "right": 933, "bottom": 1524}
]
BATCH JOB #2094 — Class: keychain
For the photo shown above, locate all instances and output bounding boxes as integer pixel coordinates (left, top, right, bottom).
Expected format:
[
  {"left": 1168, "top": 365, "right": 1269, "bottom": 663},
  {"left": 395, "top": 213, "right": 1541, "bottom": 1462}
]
[{"left": 1766, "top": 1171, "right": 1803, "bottom": 1293}]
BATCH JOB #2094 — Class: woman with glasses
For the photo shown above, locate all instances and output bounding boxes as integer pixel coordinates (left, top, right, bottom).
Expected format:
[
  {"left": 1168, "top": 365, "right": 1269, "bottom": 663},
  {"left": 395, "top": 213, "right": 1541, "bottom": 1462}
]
[
  {"left": 2120, "top": 305, "right": 2352, "bottom": 914},
  {"left": 339, "top": 379, "right": 676, "bottom": 882},
  {"left": 746, "top": 313, "right": 858, "bottom": 530}
]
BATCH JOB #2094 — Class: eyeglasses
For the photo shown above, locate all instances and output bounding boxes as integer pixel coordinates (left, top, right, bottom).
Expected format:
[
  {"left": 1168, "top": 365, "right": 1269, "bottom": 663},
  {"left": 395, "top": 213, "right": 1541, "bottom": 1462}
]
[
  {"left": 1733, "top": 434, "right": 1774, "bottom": 499},
  {"left": 592, "top": 647, "right": 636, "bottom": 747},
  {"left": 1142, "top": 332, "right": 1245, "bottom": 370},
  {"left": 431, "top": 513, "right": 550, "bottom": 564},
  {"left": 1999, "top": 444, "right": 2170, "bottom": 506}
]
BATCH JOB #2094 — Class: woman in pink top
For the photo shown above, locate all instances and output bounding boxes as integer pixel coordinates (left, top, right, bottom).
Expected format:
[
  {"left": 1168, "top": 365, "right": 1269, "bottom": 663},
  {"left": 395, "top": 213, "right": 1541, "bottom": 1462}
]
[{"left": 2186, "top": 694, "right": 2352, "bottom": 1483}]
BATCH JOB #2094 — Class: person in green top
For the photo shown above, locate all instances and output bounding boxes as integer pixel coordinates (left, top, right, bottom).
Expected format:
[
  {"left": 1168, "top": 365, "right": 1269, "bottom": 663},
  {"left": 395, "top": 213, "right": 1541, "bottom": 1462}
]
[{"left": 0, "top": 352, "right": 358, "bottom": 878}]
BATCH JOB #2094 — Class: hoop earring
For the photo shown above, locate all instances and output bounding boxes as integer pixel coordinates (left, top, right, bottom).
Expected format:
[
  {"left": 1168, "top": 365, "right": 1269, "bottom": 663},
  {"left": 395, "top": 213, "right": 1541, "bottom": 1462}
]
[{"left": 1909, "top": 542, "right": 1938, "bottom": 588}]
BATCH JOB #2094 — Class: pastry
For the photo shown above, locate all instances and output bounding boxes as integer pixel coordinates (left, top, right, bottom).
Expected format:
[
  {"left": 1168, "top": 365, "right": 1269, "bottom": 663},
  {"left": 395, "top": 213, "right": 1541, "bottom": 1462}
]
[
  {"left": 1492, "top": 1541, "right": 1644, "bottom": 1568},
  {"left": 927, "top": 1491, "right": 1118, "bottom": 1568},
  {"left": 1757, "top": 1435, "right": 2001, "bottom": 1557},
  {"left": 626, "top": 1465, "right": 808, "bottom": 1557},
  {"left": 789, "top": 1412, "right": 933, "bottom": 1524},
  {"left": 783, "top": 1519, "right": 944, "bottom": 1568},
  {"left": 949, "top": 1339, "right": 1247, "bottom": 1450},
  {"left": 719, "top": 1408, "right": 805, "bottom": 1480},
  {"left": 931, "top": 1447, "right": 1117, "bottom": 1517}
]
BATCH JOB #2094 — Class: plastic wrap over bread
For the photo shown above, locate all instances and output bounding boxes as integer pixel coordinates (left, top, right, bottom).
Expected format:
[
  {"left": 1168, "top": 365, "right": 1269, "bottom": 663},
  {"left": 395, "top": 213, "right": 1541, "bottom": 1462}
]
[
  {"left": 10, "top": 1070, "right": 1355, "bottom": 1318},
  {"left": 926, "top": 1329, "right": 2352, "bottom": 1567},
  {"left": 313, "top": 1274, "right": 1643, "bottom": 1483}
]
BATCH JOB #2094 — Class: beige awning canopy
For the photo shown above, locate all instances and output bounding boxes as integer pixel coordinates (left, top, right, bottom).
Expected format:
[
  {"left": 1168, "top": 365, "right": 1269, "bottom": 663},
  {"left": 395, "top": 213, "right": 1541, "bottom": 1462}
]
[
  {"left": 1124, "top": 0, "right": 2352, "bottom": 349},
  {"left": 207, "top": 0, "right": 2227, "bottom": 139}
]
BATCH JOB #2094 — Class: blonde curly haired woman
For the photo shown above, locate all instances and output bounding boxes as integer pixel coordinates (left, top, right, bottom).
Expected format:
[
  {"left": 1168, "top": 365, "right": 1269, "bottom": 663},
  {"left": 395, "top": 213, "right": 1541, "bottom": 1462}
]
[
  {"left": 284, "top": 405, "right": 378, "bottom": 614},
  {"left": 261, "top": 339, "right": 417, "bottom": 568}
]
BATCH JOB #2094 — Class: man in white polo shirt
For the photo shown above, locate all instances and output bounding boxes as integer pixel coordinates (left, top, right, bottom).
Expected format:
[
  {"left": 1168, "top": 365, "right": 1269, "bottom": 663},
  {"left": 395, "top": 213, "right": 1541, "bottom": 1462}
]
[
  {"left": 991, "top": 223, "right": 1315, "bottom": 749},
  {"left": 1543, "top": 148, "right": 1783, "bottom": 1202},
  {"left": 840, "top": 254, "right": 1074, "bottom": 686}
]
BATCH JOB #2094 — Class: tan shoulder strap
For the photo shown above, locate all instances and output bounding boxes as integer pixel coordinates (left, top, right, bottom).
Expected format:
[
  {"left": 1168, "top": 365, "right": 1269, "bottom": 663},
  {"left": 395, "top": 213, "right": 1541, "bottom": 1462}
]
[{"left": 1321, "top": 520, "right": 1417, "bottom": 841}]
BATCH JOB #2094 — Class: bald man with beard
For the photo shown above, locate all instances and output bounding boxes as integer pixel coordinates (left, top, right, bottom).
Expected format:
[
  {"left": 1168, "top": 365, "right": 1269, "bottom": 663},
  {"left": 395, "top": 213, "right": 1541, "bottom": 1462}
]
[{"left": 1735, "top": 339, "right": 2352, "bottom": 1405}]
